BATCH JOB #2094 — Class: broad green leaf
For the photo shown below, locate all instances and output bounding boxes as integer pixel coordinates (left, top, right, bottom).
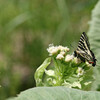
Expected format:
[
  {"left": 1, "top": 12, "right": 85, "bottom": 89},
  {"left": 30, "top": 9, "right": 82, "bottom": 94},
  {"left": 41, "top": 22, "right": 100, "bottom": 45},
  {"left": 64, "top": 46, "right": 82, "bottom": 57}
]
[
  {"left": 87, "top": 0, "right": 100, "bottom": 90},
  {"left": 34, "top": 57, "right": 51, "bottom": 86},
  {"left": 7, "top": 87, "right": 100, "bottom": 100}
]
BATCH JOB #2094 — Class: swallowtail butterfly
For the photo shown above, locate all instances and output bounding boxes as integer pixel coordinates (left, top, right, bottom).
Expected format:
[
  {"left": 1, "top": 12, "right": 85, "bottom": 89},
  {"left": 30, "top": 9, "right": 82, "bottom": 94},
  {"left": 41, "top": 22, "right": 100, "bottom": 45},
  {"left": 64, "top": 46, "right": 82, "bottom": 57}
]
[{"left": 74, "top": 32, "right": 96, "bottom": 66}]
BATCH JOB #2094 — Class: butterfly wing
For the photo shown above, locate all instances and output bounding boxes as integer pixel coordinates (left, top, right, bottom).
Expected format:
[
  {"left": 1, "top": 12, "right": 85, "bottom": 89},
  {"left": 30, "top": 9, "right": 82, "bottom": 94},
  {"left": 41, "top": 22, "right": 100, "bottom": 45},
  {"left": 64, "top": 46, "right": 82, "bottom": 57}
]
[{"left": 76, "top": 32, "right": 93, "bottom": 62}]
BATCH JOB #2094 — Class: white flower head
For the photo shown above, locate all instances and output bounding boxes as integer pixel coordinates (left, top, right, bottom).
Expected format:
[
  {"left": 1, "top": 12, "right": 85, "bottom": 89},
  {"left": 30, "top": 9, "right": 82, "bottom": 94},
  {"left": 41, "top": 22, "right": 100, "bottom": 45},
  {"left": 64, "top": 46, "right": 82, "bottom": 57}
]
[
  {"left": 77, "top": 67, "right": 84, "bottom": 77},
  {"left": 47, "top": 44, "right": 59, "bottom": 56},
  {"left": 65, "top": 54, "right": 74, "bottom": 62},
  {"left": 63, "top": 47, "right": 70, "bottom": 52},
  {"left": 47, "top": 44, "right": 70, "bottom": 56},
  {"left": 60, "top": 51, "right": 66, "bottom": 56},
  {"left": 56, "top": 54, "right": 64, "bottom": 60},
  {"left": 58, "top": 45, "right": 69, "bottom": 52},
  {"left": 73, "top": 57, "right": 82, "bottom": 64},
  {"left": 57, "top": 45, "right": 64, "bottom": 50}
]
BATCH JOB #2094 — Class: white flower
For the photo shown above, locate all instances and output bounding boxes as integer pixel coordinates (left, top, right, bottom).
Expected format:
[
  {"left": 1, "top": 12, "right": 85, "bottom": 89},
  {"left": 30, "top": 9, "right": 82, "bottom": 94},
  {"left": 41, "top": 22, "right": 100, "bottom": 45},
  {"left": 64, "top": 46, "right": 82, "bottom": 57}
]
[
  {"left": 47, "top": 44, "right": 59, "bottom": 56},
  {"left": 63, "top": 47, "right": 70, "bottom": 52},
  {"left": 77, "top": 67, "right": 84, "bottom": 77},
  {"left": 56, "top": 54, "right": 64, "bottom": 60},
  {"left": 47, "top": 44, "right": 70, "bottom": 56},
  {"left": 65, "top": 55, "right": 74, "bottom": 62},
  {"left": 58, "top": 45, "right": 69, "bottom": 52},
  {"left": 45, "top": 70, "right": 55, "bottom": 76},
  {"left": 60, "top": 51, "right": 66, "bottom": 56},
  {"left": 47, "top": 44, "right": 70, "bottom": 57},
  {"left": 73, "top": 57, "right": 81, "bottom": 64},
  {"left": 57, "top": 45, "right": 64, "bottom": 50}
]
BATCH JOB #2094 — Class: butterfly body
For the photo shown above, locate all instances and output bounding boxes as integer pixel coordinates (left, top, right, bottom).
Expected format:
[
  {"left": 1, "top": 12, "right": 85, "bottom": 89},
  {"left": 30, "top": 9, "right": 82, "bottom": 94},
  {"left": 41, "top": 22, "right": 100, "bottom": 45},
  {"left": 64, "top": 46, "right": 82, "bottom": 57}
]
[{"left": 74, "top": 32, "right": 96, "bottom": 66}]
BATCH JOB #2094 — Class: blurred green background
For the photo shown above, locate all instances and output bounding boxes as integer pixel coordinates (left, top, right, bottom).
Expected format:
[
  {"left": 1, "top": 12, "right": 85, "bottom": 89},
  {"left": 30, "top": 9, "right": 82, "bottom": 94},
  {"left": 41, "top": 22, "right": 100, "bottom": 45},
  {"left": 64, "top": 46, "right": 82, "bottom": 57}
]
[{"left": 0, "top": 0, "right": 98, "bottom": 99}]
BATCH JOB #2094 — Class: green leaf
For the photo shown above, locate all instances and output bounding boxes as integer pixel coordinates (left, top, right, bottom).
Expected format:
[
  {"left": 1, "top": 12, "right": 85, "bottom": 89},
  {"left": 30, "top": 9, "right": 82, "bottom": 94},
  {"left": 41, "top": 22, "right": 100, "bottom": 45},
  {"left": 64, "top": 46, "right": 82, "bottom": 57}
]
[
  {"left": 34, "top": 57, "right": 51, "bottom": 86},
  {"left": 7, "top": 87, "right": 100, "bottom": 100},
  {"left": 87, "top": 0, "right": 100, "bottom": 90}
]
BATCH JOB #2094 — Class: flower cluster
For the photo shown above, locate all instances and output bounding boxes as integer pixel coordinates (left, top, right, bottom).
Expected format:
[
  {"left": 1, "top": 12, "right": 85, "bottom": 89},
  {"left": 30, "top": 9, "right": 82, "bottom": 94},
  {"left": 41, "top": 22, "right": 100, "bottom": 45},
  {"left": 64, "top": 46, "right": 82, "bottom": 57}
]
[
  {"left": 35, "top": 44, "right": 94, "bottom": 90},
  {"left": 47, "top": 44, "right": 69, "bottom": 57},
  {"left": 47, "top": 44, "right": 82, "bottom": 64}
]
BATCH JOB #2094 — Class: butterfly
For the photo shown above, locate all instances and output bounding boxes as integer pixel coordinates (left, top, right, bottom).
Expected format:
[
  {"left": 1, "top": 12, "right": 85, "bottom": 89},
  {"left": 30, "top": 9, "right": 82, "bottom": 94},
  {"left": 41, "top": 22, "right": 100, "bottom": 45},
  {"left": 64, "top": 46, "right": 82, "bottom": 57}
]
[{"left": 74, "top": 32, "right": 96, "bottom": 66}]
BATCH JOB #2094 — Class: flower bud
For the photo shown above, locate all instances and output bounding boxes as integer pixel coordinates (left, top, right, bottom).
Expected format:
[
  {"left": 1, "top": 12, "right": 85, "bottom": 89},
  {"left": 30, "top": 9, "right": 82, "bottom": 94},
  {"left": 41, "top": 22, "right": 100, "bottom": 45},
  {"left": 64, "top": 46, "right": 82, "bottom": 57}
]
[
  {"left": 56, "top": 54, "right": 64, "bottom": 60},
  {"left": 47, "top": 44, "right": 59, "bottom": 56},
  {"left": 65, "top": 55, "right": 74, "bottom": 62},
  {"left": 73, "top": 57, "right": 81, "bottom": 64}
]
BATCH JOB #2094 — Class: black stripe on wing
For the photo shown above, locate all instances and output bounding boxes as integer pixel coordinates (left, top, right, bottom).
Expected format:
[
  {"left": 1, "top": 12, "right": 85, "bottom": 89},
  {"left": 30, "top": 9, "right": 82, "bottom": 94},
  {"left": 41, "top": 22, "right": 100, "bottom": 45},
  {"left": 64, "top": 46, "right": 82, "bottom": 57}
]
[
  {"left": 77, "top": 32, "right": 90, "bottom": 53},
  {"left": 78, "top": 41, "right": 87, "bottom": 50},
  {"left": 81, "top": 32, "right": 90, "bottom": 49}
]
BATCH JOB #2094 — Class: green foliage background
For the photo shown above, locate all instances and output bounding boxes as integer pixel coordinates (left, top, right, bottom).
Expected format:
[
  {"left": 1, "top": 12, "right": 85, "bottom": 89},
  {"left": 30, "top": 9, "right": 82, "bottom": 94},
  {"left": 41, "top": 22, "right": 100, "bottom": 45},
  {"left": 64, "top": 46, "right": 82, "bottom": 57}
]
[{"left": 0, "top": 0, "right": 98, "bottom": 99}]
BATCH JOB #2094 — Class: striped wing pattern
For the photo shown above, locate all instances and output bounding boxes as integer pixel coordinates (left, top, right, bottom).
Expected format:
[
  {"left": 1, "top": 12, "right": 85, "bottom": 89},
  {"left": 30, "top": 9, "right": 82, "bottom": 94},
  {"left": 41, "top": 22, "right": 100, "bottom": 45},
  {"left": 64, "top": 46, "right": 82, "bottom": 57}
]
[
  {"left": 74, "top": 32, "right": 96, "bottom": 66},
  {"left": 77, "top": 32, "right": 93, "bottom": 61}
]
